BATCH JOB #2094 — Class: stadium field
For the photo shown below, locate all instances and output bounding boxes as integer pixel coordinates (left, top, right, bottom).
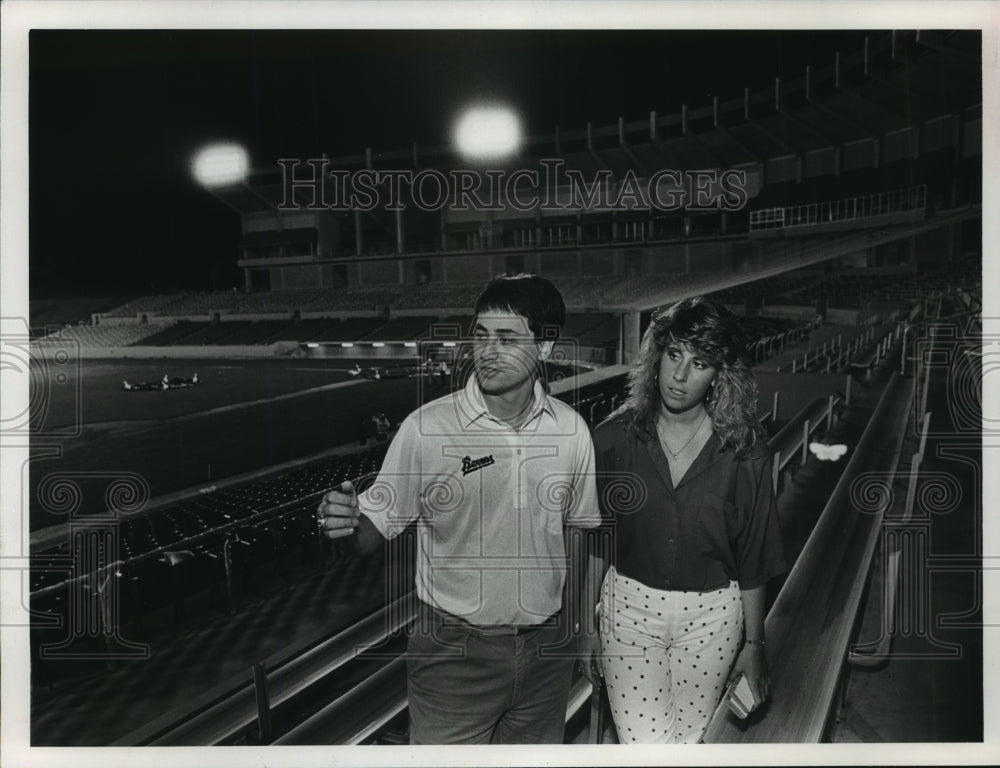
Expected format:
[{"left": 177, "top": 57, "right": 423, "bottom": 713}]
[{"left": 37, "top": 357, "right": 395, "bottom": 428}]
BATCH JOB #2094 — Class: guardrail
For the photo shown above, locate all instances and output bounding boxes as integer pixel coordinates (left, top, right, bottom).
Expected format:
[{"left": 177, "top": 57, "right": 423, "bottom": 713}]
[
  {"left": 780, "top": 327, "right": 876, "bottom": 374},
  {"left": 767, "top": 393, "right": 842, "bottom": 496},
  {"left": 749, "top": 185, "right": 927, "bottom": 233},
  {"left": 702, "top": 368, "right": 915, "bottom": 743},
  {"left": 276, "top": 660, "right": 595, "bottom": 745},
  {"left": 849, "top": 319, "right": 941, "bottom": 670},
  {"left": 115, "top": 592, "right": 416, "bottom": 745}
]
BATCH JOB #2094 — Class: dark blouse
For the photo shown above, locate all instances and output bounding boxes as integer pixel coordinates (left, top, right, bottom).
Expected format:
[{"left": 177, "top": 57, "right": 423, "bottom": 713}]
[{"left": 592, "top": 414, "right": 786, "bottom": 593}]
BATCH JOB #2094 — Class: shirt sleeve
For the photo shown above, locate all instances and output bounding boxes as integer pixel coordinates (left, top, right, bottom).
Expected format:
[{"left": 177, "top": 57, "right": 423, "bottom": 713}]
[
  {"left": 564, "top": 416, "right": 602, "bottom": 529},
  {"left": 358, "top": 413, "right": 422, "bottom": 540},
  {"left": 732, "top": 451, "right": 787, "bottom": 589}
]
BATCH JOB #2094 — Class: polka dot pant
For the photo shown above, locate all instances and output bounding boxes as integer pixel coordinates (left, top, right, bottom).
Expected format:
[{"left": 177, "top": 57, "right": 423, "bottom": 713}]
[{"left": 599, "top": 567, "right": 743, "bottom": 744}]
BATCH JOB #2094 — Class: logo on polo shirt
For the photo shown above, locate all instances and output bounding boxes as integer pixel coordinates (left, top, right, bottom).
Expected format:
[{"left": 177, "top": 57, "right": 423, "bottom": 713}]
[{"left": 461, "top": 454, "right": 495, "bottom": 476}]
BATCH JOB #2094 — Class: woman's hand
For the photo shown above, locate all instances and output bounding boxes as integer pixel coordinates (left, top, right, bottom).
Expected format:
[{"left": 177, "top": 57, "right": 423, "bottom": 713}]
[
  {"left": 727, "top": 643, "right": 770, "bottom": 711},
  {"left": 579, "top": 626, "right": 604, "bottom": 688}
]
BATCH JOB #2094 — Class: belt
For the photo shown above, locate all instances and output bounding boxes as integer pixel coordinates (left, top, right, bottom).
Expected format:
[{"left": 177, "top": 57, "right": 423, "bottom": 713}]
[{"left": 422, "top": 602, "right": 559, "bottom": 636}]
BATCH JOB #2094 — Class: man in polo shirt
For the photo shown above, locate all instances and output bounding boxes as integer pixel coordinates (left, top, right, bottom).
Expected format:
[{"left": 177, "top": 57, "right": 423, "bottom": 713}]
[{"left": 317, "top": 274, "right": 600, "bottom": 744}]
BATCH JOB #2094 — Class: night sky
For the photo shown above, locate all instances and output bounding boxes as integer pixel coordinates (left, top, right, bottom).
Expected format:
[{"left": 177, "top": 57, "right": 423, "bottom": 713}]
[{"left": 29, "top": 29, "right": 872, "bottom": 298}]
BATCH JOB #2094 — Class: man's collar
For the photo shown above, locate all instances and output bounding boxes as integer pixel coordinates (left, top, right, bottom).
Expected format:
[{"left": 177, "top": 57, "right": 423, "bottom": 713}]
[{"left": 457, "top": 374, "right": 555, "bottom": 429}]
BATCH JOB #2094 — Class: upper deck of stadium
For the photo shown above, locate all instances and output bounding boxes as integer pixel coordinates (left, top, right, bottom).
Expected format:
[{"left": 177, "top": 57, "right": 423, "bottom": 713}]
[{"left": 199, "top": 29, "right": 979, "bottom": 286}]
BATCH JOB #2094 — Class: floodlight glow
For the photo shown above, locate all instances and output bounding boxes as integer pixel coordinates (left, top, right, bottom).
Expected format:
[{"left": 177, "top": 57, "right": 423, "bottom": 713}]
[
  {"left": 306, "top": 343, "right": 319, "bottom": 348},
  {"left": 372, "top": 342, "right": 385, "bottom": 348},
  {"left": 191, "top": 143, "right": 249, "bottom": 188},
  {"left": 453, "top": 105, "right": 521, "bottom": 160},
  {"left": 341, "top": 342, "right": 354, "bottom": 348},
  {"left": 404, "top": 342, "right": 417, "bottom": 347},
  {"left": 442, "top": 342, "right": 457, "bottom": 347}
]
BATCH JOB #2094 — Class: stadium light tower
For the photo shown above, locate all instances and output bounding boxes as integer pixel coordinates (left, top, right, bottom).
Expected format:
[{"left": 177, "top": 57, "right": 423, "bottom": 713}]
[
  {"left": 190, "top": 142, "right": 250, "bottom": 189},
  {"left": 190, "top": 141, "right": 274, "bottom": 217},
  {"left": 452, "top": 104, "right": 521, "bottom": 161}
]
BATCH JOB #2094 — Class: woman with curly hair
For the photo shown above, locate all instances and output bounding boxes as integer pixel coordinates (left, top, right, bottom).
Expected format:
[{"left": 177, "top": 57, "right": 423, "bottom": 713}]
[{"left": 581, "top": 297, "right": 786, "bottom": 743}]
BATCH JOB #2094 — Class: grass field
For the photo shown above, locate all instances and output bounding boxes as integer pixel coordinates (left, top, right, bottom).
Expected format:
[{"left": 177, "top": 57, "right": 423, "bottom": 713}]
[{"left": 38, "top": 358, "right": 379, "bottom": 428}]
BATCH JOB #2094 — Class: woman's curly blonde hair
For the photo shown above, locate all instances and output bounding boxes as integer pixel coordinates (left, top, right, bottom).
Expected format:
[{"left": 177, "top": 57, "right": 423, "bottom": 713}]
[{"left": 616, "top": 296, "right": 764, "bottom": 457}]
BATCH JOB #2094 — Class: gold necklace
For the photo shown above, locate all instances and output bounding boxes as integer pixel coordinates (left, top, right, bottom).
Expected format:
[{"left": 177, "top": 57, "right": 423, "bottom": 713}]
[{"left": 658, "top": 411, "right": 708, "bottom": 461}]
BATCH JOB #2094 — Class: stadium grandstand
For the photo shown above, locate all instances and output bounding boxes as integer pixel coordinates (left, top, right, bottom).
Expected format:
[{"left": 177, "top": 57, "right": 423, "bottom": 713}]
[{"left": 25, "top": 27, "right": 984, "bottom": 751}]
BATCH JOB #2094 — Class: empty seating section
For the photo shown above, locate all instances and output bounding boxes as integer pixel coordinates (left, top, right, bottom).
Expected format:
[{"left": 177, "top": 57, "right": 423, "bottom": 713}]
[
  {"left": 30, "top": 297, "right": 131, "bottom": 333},
  {"left": 42, "top": 323, "right": 171, "bottom": 347},
  {"left": 50, "top": 250, "right": 972, "bottom": 350},
  {"left": 776, "top": 323, "right": 897, "bottom": 375},
  {"left": 225, "top": 289, "right": 327, "bottom": 315},
  {"left": 548, "top": 277, "right": 610, "bottom": 306},
  {"left": 40, "top": 255, "right": 978, "bottom": 351},
  {"left": 594, "top": 273, "right": 724, "bottom": 306},
  {"left": 306, "top": 288, "right": 399, "bottom": 312},
  {"left": 135, "top": 321, "right": 212, "bottom": 346},
  {"left": 738, "top": 316, "right": 812, "bottom": 361},
  {"left": 596, "top": 275, "right": 669, "bottom": 304},
  {"left": 307, "top": 321, "right": 351, "bottom": 342},
  {"left": 30, "top": 450, "right": 386, "bottom": 617},
  {"left": 283, "top": 318, "right": 340, "bottom": 341},
  {"left": 102, "top": 288, "right": 395, "bottom": 320},
  {"left": 103, "top": 293, "right": 225, "bottom": 318},
  {"left": 771, "top": 271, "right": 957, "bottom": 309},
  {"left": 216, "top": 320, "right": 298, "bottom": 345},
  {"left": 391, "top": 283, "right": 483, "bottom": 310},
  {"left": 708, "top": 257, "right": 980, "bottom": 316},
  {"left": 709, "top": 271, "right": 819, "bottom": 306},
  {"left": 34, "top": 275, "right": 887, "bottom": 350},
  {"left": 739, "top": 316, "right": 798, "bottom": 338},
  {"left": 178, "top": 321, "right": 254, "bottom": 345}
]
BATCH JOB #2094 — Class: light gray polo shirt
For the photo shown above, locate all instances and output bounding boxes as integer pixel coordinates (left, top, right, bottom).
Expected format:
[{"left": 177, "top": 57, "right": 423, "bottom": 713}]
[{"left": 359, "top": 375, "right": 600, "bottom": 626}]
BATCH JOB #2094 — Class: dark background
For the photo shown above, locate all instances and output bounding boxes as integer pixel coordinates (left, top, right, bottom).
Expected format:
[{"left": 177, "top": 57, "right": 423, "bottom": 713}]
[{"left": 30, "top": 29, "right": 871, "bottom": 297}]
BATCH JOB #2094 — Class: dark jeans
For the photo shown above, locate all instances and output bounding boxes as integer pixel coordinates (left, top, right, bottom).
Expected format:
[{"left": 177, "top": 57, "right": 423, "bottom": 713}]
[{"left": 406, "top": 602, "right": 575, "bottom": 744}]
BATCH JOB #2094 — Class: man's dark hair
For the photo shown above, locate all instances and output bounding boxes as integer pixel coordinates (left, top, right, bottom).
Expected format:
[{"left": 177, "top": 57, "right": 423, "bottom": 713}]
[{"left": 473, "top": 274, "right": 566, "bottom": 340}]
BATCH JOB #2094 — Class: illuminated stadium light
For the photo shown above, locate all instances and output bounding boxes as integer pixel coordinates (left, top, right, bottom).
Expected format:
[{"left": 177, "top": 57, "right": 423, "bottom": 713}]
[
  {"left": 306, "top": 343, "right": 319, "bottom": 348},
  {"left": 372, "top": 342, "right": 385, "bottom": 348},
  {"left": 442, "top": 342, "right": 457, "bottom": 347},
  {"left": 191, "top": 142, "right": 249, "bottom": 188},
  {"left": 453, "top": 105, "right": 521, "bottom": 160},
  {"left": 403, "top": 342, "right": 417, "bottom": 347},
  {"left": 341, "top": 342, "right": 354, "bottom": 348}
]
